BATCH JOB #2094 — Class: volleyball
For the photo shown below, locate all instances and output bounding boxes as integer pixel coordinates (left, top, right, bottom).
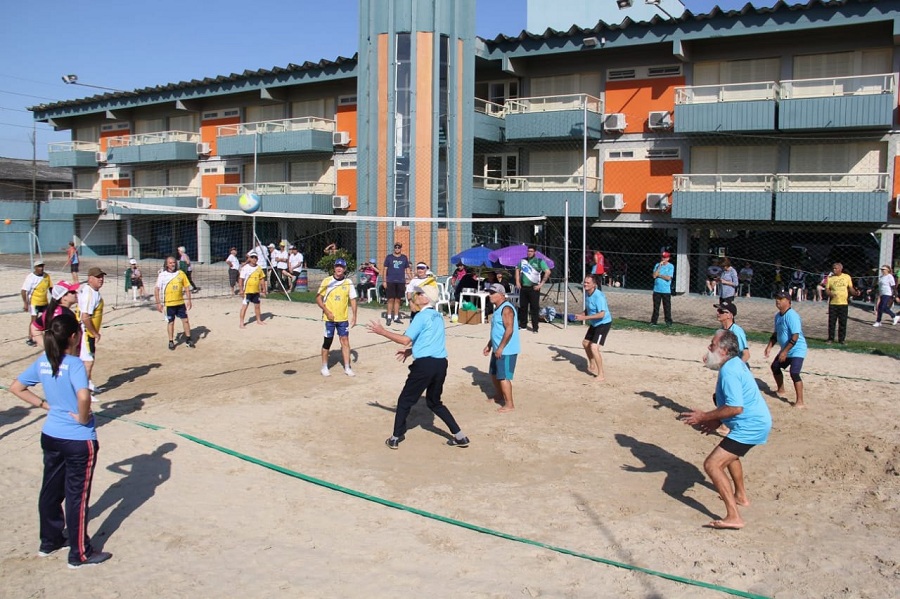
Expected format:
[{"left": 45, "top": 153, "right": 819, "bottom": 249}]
[
  {"left": 450, "top": 313, "right": 459, "bottom": 323},
  {"left": 238, "top": 192, "right": 261, "bottom": 214}
]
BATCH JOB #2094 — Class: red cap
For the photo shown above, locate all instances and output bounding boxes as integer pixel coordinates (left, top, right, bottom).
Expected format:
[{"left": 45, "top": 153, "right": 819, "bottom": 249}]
[{"left": 661, "top": 251, "right": 671, "bottom": 258}]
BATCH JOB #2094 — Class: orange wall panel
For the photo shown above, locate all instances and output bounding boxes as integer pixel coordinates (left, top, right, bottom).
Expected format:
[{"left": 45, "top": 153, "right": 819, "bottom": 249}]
[
  {"left": 200, "top": 116, "right": 239, "bottom": 155},
  {"left": 100, "top": 177, "right": 130, "bottom": 200},
  {"left": 605, "top": 77, "right": 683, "bottom": 134},
  {"left": 99, "top": 127, "right": 130, "bottom": 152},
  {"left": 415, "top": 32, "right": 433, "bottom": 223},
  {"left": 602, "top": 159, "right": 682, "bottom": 214},
  {"left": 336, "top": 106, "right": 357, "bottom": 149},
  {"left": 336, "top": 168, "right": 357, "bottom": 211}
]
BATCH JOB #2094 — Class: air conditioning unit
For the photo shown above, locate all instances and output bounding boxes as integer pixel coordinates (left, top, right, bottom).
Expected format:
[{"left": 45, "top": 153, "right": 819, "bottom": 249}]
[
  {"left": 603, "top": 113, "right": 626, "bottom": 132},
  {"left": 896, "top": 194, "right": 900, "bottom": 215},
  {"left": 196, "top": 142, "right": 211, "bottom": 155},
  {"left": 332, "top": 195, "right": 350, "bottom": 210},
  {"left": 333, "top": 131, "right": 350, "bottom": 146},
  {"left": 601, "top": 193, "right": 624, "bottom": 211},
  {"left": 96, "top": 199, "right": 108, "bottom": 212},
  {"left": 645, "top": 193, "right": 670, "bottom": 212},
  {"left": 197, "top": 196, "right": 211, "bottom": 209},
  {"left": 95, "top": 151, "right": 107, "bottom": 164},
  {"left": 648, "top": 110, "right": 673, "bottom": 130}
]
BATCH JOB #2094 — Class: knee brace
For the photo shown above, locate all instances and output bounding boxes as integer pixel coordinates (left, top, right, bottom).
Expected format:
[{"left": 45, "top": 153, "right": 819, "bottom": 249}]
[
  {"left": 789, "top": 371, "right": 802, "bottom": 383},
  {"left": 322, "top": 336, "right": 334, "bottom": 350}
]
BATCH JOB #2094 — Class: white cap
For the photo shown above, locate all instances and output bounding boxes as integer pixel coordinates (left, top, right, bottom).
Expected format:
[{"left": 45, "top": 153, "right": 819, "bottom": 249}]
[{"left": 129, "top": 258, "right": 137, "bottom": 264}]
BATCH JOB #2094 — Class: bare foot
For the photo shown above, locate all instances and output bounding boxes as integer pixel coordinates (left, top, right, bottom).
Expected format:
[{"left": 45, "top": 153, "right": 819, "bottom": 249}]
[
  {"left": 594, "top": 376, "right": 606, "bottom": 382},
  {"left": 707, "top": 519, "right": 744, "bottom": 530},
  {"left": 793, "top": 401, "right": 806, "bottom": 409},
  {"left": 719, "top": 493, "right": 750, "bottom": 507},
  {"left": 239, "top": 323, "right": 246, "bottom": 329},
  {"left": 774, "top": 387, "right": 787, "bottom": 397},
  {"left": 497, "top": 405, "right": 515, "bottom": 413},
  {"left": 256, "top": 321, "right": 267, "bottom": 326}
]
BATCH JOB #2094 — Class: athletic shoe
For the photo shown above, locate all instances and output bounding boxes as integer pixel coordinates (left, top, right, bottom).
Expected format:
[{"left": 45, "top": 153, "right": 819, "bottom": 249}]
[
  {"left": 25, "top": 339, "right": 37, "bottom": 347},
  {"left": 447, "top": 436, "right": 470, "bottom": 448},
  {"left": 68, "top": 551, "right": 112, "bottom": 569},
  {"left": 168, "top": 340, "right": 175, "bottom": 351},
  {"left": 38, "top": 539, "right": 68, "bottom": 557},
  {"left": 88, "top": 380, "right": 95, "bottom": 392},
  {"left": 321, "top": 365, "right": 330, "bottom": 377},
  {"left": 90, "top": 394, "right": 99, "bottom": 404},
  {"left": 872, "top": 322, "right": 881, "bottom": 327},
  {"left": 894, "top": 315, "right": 900, "bottom": 326},
  {"left": 186, "top": 339, "right": 195, "bottom": 348},
  {"left": 344, "top": 367, "right": 355, "bottom": 377},
  {"left": 385, "top": 435, "right": 404, "bottom": 449},
  {"left": 192, "top": 287, "right": 201, "bottom": 293},
  {"left": 394, "top": 318, "right": 403, "bottom": 325}
]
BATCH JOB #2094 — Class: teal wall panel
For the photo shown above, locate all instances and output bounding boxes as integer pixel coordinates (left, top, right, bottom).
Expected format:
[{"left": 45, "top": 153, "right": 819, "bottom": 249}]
[
  {"left": 46, "top": 198, "right": 101, "bottom": 215},
  {"left": 671, "top": 191, "right": 772, "bottom": 220},
  {"left": 504, "top": 191, "right": 600, "bottom": 217},
  {"left": 779, "top": 95, "right": 894, "bottom": 130},
  {"left": 674, "top": 100, "right": 776, "bottom": 133},
  {"left": 774, "top": 192, "right": 888, "bottom": 222},
  {"left": 106, "top": 142, "right": 199, "bottom": 164},
  {"left": 217, "top": 130, "right": 334, "bottom": 156},
  {"left": 506, "top": 110, "right": 603, "bottom": 141},
  {"left": 218, "top": 194, "right": 333, "bottom": 215},
  {"left": 49, "top": 151, "right": 99, "bottom": 168},
  {"left": 472, "top": 187, "right": 502, "bottom": 214},
  {"left": 474, "top": 111, "right": 504, "bottom": 142}
]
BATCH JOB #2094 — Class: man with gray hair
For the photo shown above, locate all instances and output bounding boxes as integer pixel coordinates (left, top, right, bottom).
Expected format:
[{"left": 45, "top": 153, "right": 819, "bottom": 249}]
[{"left": 679, "top": 329, "right": 772, "bottom": 530}]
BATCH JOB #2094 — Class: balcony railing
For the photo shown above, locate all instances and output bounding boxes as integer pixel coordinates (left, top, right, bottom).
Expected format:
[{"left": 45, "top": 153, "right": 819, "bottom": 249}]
[
  {"left": 107, "top": 131, "right": 200, "bottom": 147},
  {"left": 217, "top": 181, "right": 335, "bottom": 196},
  {"left": 48, "top": 189, "right": 100, "bottom": 199},
  {"left": 505, "top": 94, "right": 602, "bottom": 115},
  {"left": 775, "top": 172, "right": 889, "bottom": 192},
  {"left": 779, "top": 73, "right": 894, "bottom": 99},
  {"left": 474, "top": 175, "right": 601, "bottom": 192},
  {"left": 674, "top": 174, "right": 775, "bottom": 192},
  {"left": 675, "top": 81, "right": 779, "bottom": 105},
  {"left": 216, "top": 117, "right": 336, "bottom": 137},
  {"left": 107, "top": 186, "right": 200, "bottom": 198},
  {"left": 48, "top": 141, "right": 100, "bottom": 153},
  {"left": 474, "top": 98, "right": 505, "bottom": 117}
]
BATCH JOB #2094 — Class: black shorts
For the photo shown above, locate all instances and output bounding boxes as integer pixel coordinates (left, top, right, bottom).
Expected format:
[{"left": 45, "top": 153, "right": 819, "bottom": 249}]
[
  {"left": 719, "top": 437, "right": 755, "bottom": 457},
  {"left": 132, "top": 278, "right": 143, "bottom": 288},
  {"left": 385, "top": 282, "right": 405, "bottom": 300},
  {"left": 583, "top": 322, "right": 611, "bottom": 346},
  {"left": 71, "top": 263, "right": 79, "bottom": 273}
]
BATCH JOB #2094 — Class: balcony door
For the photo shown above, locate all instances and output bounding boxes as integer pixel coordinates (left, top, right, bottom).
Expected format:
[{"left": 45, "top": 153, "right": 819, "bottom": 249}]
[{"left": 484, "top": 154, "right": 517, "bottom": 188}]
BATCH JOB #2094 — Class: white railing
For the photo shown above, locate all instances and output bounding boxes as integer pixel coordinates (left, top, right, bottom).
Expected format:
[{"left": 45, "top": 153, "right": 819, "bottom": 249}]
[
  {"left": 504, "top": 93, "right": 602, "bottom": 115},
  {"left": 779, "top": 73, "right": 894, "bottom": 99},
  {"left": 48, "top": 189, "right": 99, "bottom": 199},
  {"left": 675, "top": 81, "right": 779, "bottom": 105},
  {"left": 775, "top": 172, "right": 889, "bottom": 192},
  {"left": 48, "top": 141, "right": 100, "bottom": 153},
  {"left": 474, "top": 175, "right": 601, "bottom": 192},
  {"left": 474, "top": 98, "right": 505, "bottom": 117},
  {"left": 106, "top": 131, "right": 200, "bottom": 147},
  {"left": 216, "top": 116, "right": 336, "bottom": 137},
  {"left": 216, "top": 181, "right": 336, "bottom": 196},
  {"left": 673, "top": 174, "right": 775, "bottom": 192},
  {"left": 107, "top": 186, "right": 200, "bottom": 198}
]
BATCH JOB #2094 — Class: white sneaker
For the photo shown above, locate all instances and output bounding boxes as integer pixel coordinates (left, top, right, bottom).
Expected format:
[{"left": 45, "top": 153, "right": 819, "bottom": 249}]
[
  {"left": 872, "top": 322, "right": 881, "bottom": 327},
  {"left": 344, "top": 367, "right": 355, "bottom": 377},
  {"left": 894, "top": 315, "right": 900, "bottom": 326},
  {"left": 90, "top": 394, "right": 99, "bottom": 403},
  {"left": 320, "top": 366, "right": 330, "bottom": 377},
  {"left": 88, "top": 380, "right": 96, "bottom": 392}
]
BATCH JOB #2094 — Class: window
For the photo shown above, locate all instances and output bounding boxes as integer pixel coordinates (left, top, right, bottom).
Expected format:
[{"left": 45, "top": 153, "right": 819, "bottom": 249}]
[
  {"left": 393, "top": 32, "right": 412, "bottom": 219},
  {"left": 484, "top": 154, "right": 518, "bottom": 187},
  {"left": 647, "top": 148, "right": 680, "bottom": 160},
  {"left": 245, "top": 105, "right": 285, "bottom": 123}
]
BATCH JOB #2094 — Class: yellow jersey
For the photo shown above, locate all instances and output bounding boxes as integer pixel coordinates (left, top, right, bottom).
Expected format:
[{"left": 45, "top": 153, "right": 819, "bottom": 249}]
[
  {"left": 76, "top": 285, "right": 104, "bottom": 338},
  {"left": 317, "top": 276, "right": 357, "bottom": 322},
  {"left": 156, "top": 269, "right": 191, "bottom": 307},
  {"left": 240, "top": 265, "right": 266, "bottom": 294}
]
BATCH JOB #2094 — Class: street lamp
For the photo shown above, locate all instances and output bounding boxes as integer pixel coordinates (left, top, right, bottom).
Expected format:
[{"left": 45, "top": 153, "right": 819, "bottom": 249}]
[
  {"left": 618, "top": 0, "right": 678, "bottom": 21},
  {"left": 61, "top": 74, "right": 124, "bottom": 92}
]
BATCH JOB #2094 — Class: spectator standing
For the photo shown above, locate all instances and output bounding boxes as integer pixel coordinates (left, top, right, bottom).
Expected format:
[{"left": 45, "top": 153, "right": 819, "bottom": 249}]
[
  {"left": 238, "top": 253, "right": 267, "bottom": 327},
  {"left": 738, "top": 263, "right": 754, "bottom": 297},
  {"left": 679, "top": 329, "right": 772, "bottom": 530},
  {"left": 21, "top": 261, "right": 52, "bottom": 347},
  {"left": 574, "top": 274, "right": 612, "bottom": 381},
  {"left": 367, "top": 285, "right": 470, "bottom": 450},
  {"left": 316, "top": 258, "right": 358, "bottom": 377},
  {"left": 764, "top": 291, "right": 808, "bottom": 408},
  {"left": 484, "top": 283, "right": 521, "bottom": 412},
  {"left": 718, "top": 258, "right": 738, "bottom": 302},
  {"left": 128, "top": 258, "right": 145, "bottom": 299},
  {"left": 650, "top": 251, "right": 674, "bottom": 326},
  {"left": 515, "top": 246, "right": 551, "bottom": 333},
  {"left": 225, "top": 247, "right": 241, "bottom": 295},
  {"left": 383, "top": 242, "right": 411, "bottom": 325},
  {"left": 872, "top": 264, "right": 899, "bottom": 327},
  {"left": 177, "top": 246, "right": 200, "bottom": 293},
  {"left": 9, "top": 313, "right": 112, "bottom": 568},
  {"left": 591, "top": 250, "right": 606, "bottom": 285},
  {"left": 825, "top": 262, "right": 859, "bottom": 344},
  {"left": 64, "top": 241, "right": 79, "bottom": 283},
  {"left": 287, "top": 246, "right": 304, "bottom": 289},
  {"left": 271, "top": 241, "right": 289, "bottom": 291},
  {"left": 771, "top": 260, "right": 785, "bottom": 297}
]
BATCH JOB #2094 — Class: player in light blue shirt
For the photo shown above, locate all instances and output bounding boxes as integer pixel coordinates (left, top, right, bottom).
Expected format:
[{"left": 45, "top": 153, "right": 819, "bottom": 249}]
[
  {"left": 651, "top": 251, "right": 675, "bottom": 325},
  {"left": 764, "top": 291, "right": 807, "bottom": 408},
  {"left": 575, "top": 274, "right": 612, "bottom": 381}
]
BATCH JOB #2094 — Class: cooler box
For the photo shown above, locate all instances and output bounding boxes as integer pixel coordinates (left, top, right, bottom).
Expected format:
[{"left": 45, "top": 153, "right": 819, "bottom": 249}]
[{"left": 459, "top": 309, "right": 480, "bottom": 325}]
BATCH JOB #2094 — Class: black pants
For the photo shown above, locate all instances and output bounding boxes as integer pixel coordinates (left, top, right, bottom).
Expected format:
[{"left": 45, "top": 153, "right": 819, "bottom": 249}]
[
  {"left": 651, "top": 292, "right": 672, "bottom": 325},
  {"left": 39, "top": 433, "right": 99, "bottom": 564},
  {"left": 392, "top": 357, "right": 461, "bottom": 439},
  {"left": 827, "top": 304, "right": 848, "bottom": 342},
  {"left": 518, "top": 286, "right": 541, "bottom": 331}
]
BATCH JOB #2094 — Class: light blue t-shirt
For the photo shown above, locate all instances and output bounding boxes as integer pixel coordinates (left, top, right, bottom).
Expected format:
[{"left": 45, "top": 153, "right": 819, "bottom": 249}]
[
  {"left": 18, "top": 354, "right": 95, "bottom": 441},
  {"left": 775, "top": 308, "right": 807, "bottom": 358},
  {"left": 716, "top": 356, "right": 772, "bottom": 445},
  {"left": 652, "top": 262, "right": 674, "bottom": 294},
  {"left": 490, "top": 300, "right": 520, "bottom": 355},
  {"left": 719, "top": 267, "right": 739, "bottom": 300},
  {"left": 585, "top": 289, "right": 612, "bottom": 326},
  {"left": 728, "top": 322, "right": 748, "bottom": 354},
  {"left": 404, "top": 307, "right": 447, "bottom": 359}
]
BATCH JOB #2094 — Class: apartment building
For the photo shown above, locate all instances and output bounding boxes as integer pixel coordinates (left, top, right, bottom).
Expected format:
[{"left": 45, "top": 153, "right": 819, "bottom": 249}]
[{"left": 30, "top": 0, "right": 900, "bottom": 290}]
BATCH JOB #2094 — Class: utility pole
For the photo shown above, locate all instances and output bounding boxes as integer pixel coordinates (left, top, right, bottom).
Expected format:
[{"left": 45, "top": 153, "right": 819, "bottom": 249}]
[{"left": 30, "top": 121, "right": 39, "bottom": 254}]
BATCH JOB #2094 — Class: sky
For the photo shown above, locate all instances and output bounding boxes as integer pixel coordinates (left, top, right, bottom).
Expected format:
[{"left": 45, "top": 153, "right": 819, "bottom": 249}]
[{"left": 1, "top": 0, "right": 776, "bottom": 161}]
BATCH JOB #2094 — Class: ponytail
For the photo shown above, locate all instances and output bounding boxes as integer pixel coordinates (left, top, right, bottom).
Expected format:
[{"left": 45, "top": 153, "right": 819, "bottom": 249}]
[{"left": 43, "top": 313, "right": 80, "bottom": 377}]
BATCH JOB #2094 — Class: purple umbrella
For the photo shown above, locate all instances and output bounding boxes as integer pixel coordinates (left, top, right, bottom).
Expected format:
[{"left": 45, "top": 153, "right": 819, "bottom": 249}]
[{"left": 488, "top": 244, "right": 555, "bottom": 269}]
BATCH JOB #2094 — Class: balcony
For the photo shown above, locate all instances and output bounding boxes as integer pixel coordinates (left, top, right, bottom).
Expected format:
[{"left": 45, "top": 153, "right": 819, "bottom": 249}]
[
  {"left": 106, "top": 186, "right": 201, "bottom": 214},
  {"left": 105, "top": 131, "right": 203, "bottom": 164},
  {"left": 472, "top": 175, "right": 601, "bottom": 217},
  {"left": 672, "top": 174, "right": 775, "bottom": 220},
  {"left": 216, "top": 117, "right": 336, "bottom": 157},
  {"left": 774, "top": 172, "right": 889, "bottom": 222},
  {"left": 48, "top": 141, "right": 101, "bottom": 168},
  {"left": 504, "top": 94, "right": 603, "bottom": 141},
  {"left": 674, "top": 82, "right": 778, "bottom": 133},
  {"left": 779, "top": 74, "right": 894, "bottom": 130},
  {"left": 46, "top": 189, "right": 102, "bottom": 215},
  {"left": 216, "top": 181, "right": 335, "bottom": 214},
  {"left": 474, "top": 98, "right": 505, "bottom": 142}
]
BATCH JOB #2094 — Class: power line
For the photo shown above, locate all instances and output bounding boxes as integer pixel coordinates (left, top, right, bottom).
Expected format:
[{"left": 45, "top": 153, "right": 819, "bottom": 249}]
[
  {"left": 0, "top": 89, "right": 61, "bottom": 102},
  {"left": 0, "top": 120, "right": 58, "bottom": 130},
  {"left": 0, "top": 105, "right": 30, "bottom": 113}
]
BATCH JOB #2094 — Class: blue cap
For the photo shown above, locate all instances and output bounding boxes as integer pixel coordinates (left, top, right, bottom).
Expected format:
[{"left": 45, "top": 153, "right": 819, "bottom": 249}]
[{"left": 334, "top": 258, "right": 347, "bottom": 267}]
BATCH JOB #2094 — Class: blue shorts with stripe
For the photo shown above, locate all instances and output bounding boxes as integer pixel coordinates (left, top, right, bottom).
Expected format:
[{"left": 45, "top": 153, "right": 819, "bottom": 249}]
[{"left": 489, "top": 353, "right": 518, "bottom": 381}]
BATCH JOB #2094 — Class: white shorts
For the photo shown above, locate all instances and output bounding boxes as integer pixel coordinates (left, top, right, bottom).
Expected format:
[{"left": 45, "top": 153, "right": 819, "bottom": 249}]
[{"left": 79, "top": 333, "right": 96, "bottom": 362}]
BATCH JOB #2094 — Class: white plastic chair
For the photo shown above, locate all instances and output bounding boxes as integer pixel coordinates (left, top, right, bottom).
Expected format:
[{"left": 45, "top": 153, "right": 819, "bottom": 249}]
[{"left": 435, "top": 282, "right": 452, "bottom": 315}]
